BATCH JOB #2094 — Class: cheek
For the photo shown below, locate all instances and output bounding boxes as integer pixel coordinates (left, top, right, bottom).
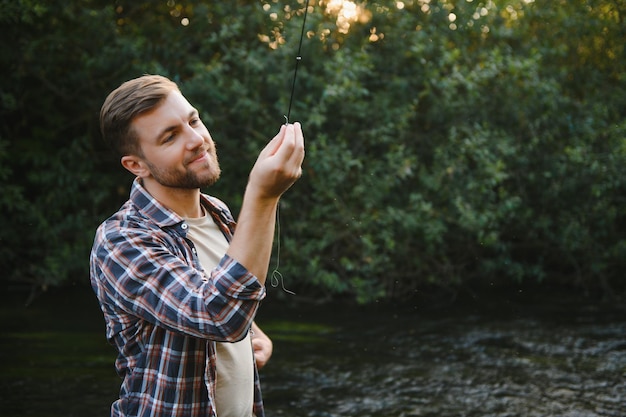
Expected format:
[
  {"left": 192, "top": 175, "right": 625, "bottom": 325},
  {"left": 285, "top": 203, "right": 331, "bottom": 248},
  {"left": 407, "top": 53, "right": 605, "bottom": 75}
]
[
  {"left": 206, "top": 136, "right": 217, "bottom": 152},
  {"left": 147, "top": 148, "right": 183, "bottom": 169}
]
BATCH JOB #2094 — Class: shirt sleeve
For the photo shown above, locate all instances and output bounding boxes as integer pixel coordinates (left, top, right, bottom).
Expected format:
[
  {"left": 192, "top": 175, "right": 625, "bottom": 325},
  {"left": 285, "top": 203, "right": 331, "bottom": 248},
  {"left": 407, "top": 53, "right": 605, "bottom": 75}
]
[{"left": 90, "top": 219, "right": 266, "bottom": 342}]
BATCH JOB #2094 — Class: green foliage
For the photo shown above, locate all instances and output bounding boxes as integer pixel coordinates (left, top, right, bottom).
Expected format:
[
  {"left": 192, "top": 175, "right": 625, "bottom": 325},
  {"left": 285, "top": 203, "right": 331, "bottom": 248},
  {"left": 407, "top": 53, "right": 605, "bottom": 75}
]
[
  {"left": 275, "top": 0, "right": 626, "bottom": 301},
  {"left": 1, "top": 0, "right": 624, "bottom": 302}
]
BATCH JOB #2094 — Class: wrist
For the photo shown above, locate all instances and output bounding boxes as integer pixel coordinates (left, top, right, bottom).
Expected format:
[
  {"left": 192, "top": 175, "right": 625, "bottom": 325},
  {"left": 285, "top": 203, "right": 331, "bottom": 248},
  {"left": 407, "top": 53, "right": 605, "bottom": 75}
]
[{"left": 243, "top": 183, "right": 281, "bottom": 209}]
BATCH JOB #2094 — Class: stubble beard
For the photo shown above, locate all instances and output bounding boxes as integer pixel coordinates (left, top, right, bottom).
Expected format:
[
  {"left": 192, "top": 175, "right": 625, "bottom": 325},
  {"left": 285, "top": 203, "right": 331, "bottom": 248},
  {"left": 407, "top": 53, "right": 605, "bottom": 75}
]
[{"left": 146, "top": 150, "right": 221, "bottom": 189}]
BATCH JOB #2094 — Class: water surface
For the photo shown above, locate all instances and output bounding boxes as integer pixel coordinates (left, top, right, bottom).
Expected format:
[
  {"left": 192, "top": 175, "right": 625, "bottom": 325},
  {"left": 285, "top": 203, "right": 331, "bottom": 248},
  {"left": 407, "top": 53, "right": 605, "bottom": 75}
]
[{"left": 1, "top": 288, "right": 624, "bottom": 416}]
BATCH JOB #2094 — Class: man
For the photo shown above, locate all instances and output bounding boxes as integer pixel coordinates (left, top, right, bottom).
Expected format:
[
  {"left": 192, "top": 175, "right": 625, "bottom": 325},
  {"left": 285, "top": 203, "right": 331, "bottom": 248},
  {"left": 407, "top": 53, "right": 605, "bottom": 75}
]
[{"left": 90, "top": 74, "right": 305, "bottom": 417}]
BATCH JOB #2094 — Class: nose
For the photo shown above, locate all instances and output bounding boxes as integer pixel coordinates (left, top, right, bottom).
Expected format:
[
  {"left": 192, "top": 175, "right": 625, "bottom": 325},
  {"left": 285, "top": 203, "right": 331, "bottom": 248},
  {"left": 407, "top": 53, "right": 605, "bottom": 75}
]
[{"left": 185, "top": 125, "right": 205, "bottom": 150}]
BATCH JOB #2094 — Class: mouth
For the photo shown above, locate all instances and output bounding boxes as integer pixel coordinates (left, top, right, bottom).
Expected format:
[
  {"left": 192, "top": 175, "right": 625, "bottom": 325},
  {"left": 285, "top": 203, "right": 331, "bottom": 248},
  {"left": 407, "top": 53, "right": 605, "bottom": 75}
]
[{"left": 188, "top": 150, "right": 209, "bottom": 165}]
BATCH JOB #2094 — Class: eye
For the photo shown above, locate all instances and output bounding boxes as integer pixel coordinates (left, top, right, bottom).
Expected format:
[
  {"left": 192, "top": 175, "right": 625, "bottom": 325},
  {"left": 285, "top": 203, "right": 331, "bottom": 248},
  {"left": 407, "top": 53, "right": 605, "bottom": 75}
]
[
  {"left": 163, "top": 132, "right": 176, "bottom": 143},
  {"left": 190, "top": 117, "right": 201, "bottom": 127}
]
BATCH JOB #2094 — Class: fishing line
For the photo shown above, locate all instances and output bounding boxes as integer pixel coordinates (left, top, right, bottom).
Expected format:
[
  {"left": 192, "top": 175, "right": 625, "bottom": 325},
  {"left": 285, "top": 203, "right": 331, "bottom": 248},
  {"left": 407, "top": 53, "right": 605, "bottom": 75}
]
[
  {"left": 270, "top": 204, "right": 295, "bottom": 295},
  {"left": 270, "top": 0, "right": 310, "bottom": 295}
]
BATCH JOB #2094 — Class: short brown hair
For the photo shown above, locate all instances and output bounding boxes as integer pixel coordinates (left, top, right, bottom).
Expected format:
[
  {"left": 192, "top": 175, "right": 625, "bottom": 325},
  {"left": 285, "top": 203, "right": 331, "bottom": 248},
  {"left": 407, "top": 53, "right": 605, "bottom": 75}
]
[{"left": 100, "top": 75, "right": 180, "bottom": 157}]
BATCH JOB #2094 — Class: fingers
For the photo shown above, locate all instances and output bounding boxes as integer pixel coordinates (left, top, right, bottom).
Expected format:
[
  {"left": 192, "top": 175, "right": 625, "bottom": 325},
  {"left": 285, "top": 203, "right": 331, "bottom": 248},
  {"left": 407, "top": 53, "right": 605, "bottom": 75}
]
[
  {"left": 252, "top": 339, "right": 269, "bottom": 369},
  {"left": 274, "top": 122, "right": 304, "bottom": 169},
  {"left": 251, "top": 331, "right": 273, "bottom": 369},
  {"left": 288, "top": 123, "right": 305, "bottom": 177},
  {"left": 248, "top": 122, "right": 305, "bottom": 199},
  {"left": 265, "top": 124, "right": 287, "bottom": 157}
]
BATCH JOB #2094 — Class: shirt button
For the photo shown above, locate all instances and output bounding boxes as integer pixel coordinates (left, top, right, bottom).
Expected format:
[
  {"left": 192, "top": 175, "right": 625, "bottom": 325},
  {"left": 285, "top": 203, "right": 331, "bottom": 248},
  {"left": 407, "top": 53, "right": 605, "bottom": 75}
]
[{"left": 181, "top": 223, "right": 188, "bottom": 230}]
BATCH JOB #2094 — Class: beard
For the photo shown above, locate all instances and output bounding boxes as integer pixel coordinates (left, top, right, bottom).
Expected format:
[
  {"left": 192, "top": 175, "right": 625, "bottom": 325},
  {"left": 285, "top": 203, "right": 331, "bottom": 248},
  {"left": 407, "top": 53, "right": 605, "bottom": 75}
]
[{"left": 145, "top": 150, "right": 221, "bottom": 189}]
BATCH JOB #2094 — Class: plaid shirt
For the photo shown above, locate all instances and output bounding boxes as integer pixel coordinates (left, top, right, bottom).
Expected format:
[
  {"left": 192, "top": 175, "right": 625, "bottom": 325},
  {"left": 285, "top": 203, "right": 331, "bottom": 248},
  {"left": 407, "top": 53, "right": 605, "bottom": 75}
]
[{"left": 90, "top": 178, "right": 266, "bottom": 417}]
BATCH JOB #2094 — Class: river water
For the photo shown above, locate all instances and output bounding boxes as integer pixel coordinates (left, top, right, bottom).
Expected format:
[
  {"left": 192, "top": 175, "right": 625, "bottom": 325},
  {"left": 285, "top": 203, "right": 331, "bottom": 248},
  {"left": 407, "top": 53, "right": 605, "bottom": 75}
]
[{"left": 1, "top": 288, "right": 624, "bottom": 416}]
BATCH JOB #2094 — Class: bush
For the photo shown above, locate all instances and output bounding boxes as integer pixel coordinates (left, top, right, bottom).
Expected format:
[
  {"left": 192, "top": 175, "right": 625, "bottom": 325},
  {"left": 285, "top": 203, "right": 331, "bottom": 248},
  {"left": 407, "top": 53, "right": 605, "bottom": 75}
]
[{"left": 1, "top": 0, "right": 624, "bottom": 303}]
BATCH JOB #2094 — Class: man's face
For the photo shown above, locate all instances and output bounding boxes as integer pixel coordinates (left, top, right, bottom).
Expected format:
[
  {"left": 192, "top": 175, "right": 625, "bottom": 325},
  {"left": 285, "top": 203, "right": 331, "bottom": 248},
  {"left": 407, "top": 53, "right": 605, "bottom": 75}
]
[{"left": 131, "top": 91, "right": 221, "bottom": 189}]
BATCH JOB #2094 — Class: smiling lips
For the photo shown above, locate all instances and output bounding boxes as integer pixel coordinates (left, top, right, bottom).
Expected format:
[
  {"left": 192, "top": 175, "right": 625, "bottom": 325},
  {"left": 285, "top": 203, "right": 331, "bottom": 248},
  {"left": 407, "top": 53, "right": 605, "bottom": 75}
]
[{"left": 187, "top": 149, "right": 209, "bottom": 165}]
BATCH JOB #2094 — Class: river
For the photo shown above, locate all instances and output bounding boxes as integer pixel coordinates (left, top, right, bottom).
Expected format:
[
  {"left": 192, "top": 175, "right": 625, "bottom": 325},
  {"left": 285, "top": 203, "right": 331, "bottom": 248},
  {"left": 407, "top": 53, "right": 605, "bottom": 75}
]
[{"left": 1, "top": 287, "right": 624, "bottom": 416}]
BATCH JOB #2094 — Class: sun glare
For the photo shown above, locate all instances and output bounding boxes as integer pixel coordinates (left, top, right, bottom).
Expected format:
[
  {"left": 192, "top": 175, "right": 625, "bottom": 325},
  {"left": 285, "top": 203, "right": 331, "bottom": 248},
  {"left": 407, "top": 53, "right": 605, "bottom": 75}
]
[
  {"left": 326, "top": 0, "right": 360, "bottom": 33},
  {"left": 260, "top": 0, "right": 376, "bottom": 49}
]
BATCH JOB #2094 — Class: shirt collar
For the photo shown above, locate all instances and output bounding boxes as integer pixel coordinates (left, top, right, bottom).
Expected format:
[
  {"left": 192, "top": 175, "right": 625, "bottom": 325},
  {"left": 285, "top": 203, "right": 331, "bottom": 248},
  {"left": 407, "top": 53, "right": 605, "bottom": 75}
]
[
  {"left": 128, "top": 178, "right": 236, "bottom": 234},
  {"left": 129, "top": 178, "right": 183, "bottom": 228}
]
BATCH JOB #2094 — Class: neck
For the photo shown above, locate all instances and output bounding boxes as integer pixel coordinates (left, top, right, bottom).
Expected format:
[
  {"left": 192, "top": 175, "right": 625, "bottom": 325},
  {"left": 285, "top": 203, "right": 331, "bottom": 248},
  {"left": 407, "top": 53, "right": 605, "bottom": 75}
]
[{"left": 142, "top": 178, "right": 203, "bottom": 218}]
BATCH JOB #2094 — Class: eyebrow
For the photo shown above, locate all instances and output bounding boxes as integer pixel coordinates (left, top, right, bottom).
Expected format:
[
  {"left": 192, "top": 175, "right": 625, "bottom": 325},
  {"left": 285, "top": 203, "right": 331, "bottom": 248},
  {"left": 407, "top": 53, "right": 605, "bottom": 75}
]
[{"left": 155, "top": 109, "right": 199, "bottom": 142}]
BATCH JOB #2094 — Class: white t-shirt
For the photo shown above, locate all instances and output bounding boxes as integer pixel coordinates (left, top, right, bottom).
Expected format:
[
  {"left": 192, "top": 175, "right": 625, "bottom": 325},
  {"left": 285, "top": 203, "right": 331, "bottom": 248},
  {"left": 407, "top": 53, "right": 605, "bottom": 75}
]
[{"left": 184, "top": 212, "right": 254, "bottom": 417}]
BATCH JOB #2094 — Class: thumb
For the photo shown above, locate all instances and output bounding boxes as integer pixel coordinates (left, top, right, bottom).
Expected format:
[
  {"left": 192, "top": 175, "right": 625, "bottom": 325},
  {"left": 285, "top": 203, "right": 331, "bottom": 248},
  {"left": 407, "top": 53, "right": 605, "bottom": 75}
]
[{"left": 262, "top": 124, "right": 287, "bottom": 158}]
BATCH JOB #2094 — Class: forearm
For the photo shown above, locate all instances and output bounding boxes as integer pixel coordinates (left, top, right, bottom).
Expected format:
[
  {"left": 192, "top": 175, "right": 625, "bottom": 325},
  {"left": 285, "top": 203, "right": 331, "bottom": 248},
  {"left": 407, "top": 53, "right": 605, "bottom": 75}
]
[
  {"left": 226, "top": 190, "right": 279, "bottom": 285},
  {"left": 91, "top": 226, "right": 264, "bottom": 341}
]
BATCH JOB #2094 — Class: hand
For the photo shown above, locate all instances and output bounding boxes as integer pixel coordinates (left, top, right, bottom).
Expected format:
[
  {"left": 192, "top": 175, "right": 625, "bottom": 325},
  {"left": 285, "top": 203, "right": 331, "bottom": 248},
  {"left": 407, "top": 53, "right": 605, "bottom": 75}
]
[
  {"left": 247, "top": 122, "right": 305, "bottom": 200},
  {"left": 251, "top": 322, "right": 273, "bottom": 369}
]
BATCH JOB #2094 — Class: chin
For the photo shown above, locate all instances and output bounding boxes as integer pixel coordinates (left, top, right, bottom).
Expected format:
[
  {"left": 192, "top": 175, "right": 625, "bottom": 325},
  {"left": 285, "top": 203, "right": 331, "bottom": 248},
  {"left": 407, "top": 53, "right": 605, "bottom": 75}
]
[{"left": 200, "top": 170, "right": 221, "bottom": 188}]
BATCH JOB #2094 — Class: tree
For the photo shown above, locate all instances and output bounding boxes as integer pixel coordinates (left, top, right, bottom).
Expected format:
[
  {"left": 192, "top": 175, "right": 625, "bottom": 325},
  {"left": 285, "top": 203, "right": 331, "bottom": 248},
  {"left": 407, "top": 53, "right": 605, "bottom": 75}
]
[{"left": 1, "top": 0, "right": 624, "bottom": 303}]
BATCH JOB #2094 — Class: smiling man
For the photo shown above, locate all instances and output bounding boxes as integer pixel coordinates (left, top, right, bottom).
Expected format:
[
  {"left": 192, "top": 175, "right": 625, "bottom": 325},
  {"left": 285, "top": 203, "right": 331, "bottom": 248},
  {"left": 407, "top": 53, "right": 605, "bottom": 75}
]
[{"left": 90, "top": 75, "right": 304, "bottom": 417}]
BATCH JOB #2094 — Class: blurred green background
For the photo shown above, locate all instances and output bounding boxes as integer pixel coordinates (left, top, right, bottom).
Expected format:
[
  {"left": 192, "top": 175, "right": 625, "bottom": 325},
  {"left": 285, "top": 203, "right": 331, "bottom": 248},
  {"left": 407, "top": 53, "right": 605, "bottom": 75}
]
[{"left": 1, "top": 0, "right": 625, "bottom": 304}]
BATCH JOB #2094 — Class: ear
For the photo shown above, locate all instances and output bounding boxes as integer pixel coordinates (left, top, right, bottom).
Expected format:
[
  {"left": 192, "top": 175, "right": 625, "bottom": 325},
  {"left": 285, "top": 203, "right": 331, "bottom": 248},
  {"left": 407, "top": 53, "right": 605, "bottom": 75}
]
[{"left": 121, "top": 155, "right": 151, "bottom": 178}]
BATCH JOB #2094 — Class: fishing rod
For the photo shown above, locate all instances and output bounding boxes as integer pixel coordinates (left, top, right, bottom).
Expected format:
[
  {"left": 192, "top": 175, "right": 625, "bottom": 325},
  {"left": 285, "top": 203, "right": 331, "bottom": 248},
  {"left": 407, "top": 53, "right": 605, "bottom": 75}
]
[{"left": 284, "top": 0, "right": 310, "bottom": 124}]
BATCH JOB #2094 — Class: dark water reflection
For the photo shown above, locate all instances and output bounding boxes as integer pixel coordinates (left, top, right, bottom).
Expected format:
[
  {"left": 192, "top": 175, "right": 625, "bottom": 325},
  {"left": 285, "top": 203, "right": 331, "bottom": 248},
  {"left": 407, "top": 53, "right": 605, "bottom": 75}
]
[
  {"left": 258, "top": 293, "right": 626, "bottom": 417},
  {"left": 1, "top": 288, "right": 624, "bottom": 416}
]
